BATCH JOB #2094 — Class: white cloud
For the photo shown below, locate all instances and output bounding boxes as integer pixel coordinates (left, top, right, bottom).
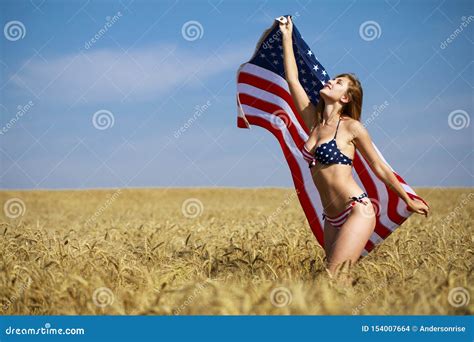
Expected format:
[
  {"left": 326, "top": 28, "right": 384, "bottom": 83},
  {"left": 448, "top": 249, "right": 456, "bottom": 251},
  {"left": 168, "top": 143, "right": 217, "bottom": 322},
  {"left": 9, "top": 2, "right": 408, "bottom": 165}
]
[{"left": 8, "top": 42, "right": 252, "bottom": 104}]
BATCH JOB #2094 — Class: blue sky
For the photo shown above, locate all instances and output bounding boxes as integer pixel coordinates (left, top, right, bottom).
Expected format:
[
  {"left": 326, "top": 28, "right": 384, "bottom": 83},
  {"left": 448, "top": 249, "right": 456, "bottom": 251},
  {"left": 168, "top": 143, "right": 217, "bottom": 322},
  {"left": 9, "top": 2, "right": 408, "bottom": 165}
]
[{"left": 0, "top": 0, "right": 472, "bottom": 190}]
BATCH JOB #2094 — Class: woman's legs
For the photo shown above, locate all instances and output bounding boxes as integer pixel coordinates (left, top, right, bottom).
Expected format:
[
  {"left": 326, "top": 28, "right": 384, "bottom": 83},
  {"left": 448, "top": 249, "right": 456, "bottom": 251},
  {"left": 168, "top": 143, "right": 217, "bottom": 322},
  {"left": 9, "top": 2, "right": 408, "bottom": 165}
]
[{"left": 325, "top": 198, "right": 376, "bottom": 277}]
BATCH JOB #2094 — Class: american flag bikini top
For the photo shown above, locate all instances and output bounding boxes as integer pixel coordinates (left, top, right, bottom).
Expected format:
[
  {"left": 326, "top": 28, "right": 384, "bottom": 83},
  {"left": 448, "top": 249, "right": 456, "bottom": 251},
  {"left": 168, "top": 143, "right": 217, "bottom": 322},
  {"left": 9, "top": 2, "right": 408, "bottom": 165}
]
[{"left": 301, "top": 117, "right": 353, "bottom": 167}]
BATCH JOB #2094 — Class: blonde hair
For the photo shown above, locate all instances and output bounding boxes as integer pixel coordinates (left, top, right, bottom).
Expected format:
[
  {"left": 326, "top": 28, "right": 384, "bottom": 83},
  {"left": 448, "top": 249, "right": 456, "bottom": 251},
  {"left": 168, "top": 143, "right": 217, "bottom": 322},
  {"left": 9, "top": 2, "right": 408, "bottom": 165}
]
[{"left": 314, "top": 73, "right": 363, "bottom": 125}]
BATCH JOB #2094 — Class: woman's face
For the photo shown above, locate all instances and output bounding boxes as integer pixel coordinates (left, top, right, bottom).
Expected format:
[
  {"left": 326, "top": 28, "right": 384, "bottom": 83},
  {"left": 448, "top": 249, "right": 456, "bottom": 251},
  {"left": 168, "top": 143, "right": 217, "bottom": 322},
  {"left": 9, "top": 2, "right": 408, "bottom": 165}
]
[{"left": 319, "top": 76, "right": 351, "bottom": 104}]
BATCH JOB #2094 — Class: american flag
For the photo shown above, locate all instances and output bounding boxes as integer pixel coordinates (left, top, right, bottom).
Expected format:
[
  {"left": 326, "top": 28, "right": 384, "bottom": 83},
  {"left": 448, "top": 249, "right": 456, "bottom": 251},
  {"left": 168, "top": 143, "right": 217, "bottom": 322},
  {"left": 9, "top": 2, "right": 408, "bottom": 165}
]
[{"left": 236, "top": 18, "right": 427, "bottom": 256}]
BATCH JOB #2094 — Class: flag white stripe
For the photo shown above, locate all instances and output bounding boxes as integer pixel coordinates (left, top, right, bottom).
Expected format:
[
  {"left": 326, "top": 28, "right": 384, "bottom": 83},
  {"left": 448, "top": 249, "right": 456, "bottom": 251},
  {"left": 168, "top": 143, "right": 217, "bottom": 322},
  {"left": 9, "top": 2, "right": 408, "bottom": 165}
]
[
  {"left": 237, "top": 83, "right": 308, "bottom": 140},
  {"left": 240, "top": 63, "right": 291, "bottom": 93}
]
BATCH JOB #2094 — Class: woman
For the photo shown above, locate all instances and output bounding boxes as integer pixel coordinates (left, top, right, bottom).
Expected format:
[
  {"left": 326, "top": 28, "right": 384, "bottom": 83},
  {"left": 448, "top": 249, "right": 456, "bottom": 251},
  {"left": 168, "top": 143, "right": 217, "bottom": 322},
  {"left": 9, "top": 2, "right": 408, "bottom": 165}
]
[{"left": 279, "top": 16, "right": 430, "bottom": 277}]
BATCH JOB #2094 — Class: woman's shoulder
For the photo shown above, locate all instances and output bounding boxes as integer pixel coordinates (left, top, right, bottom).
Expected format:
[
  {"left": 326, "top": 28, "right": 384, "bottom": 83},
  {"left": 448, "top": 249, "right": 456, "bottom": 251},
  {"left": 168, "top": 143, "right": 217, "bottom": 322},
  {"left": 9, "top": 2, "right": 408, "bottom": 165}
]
[
  {"left": 341, "top": 114, "right": 356, "bottom": 122},
  {"left": 342, "top": 116, "right": 367, "bottom": 137},
  {"left": 341, "top": 115, "right": 360, "bottom": 127}
]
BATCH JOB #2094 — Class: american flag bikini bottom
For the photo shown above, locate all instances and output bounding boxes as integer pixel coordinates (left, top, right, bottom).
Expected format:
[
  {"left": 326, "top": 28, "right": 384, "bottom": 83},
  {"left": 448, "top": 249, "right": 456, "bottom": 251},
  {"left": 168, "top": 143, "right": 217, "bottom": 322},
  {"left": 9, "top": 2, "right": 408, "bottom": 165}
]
[{"left": 322, "top": 192, "right": 369, "bottom": 229}]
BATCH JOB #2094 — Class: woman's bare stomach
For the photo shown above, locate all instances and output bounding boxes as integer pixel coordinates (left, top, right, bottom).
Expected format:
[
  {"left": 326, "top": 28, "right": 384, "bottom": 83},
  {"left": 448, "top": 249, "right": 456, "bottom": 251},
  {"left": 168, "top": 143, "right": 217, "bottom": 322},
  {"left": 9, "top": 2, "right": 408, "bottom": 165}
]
[{"left": 310, "top": 165, "right": 365, "bottom": 216}]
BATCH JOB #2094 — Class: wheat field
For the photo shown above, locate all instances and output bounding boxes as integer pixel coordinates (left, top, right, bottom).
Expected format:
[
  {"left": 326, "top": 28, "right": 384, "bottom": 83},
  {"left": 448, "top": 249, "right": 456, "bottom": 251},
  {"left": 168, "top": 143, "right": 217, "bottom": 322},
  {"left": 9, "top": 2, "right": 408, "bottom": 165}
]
[{"left": 0, "top": 187, "right": 472, "bottom": 315}]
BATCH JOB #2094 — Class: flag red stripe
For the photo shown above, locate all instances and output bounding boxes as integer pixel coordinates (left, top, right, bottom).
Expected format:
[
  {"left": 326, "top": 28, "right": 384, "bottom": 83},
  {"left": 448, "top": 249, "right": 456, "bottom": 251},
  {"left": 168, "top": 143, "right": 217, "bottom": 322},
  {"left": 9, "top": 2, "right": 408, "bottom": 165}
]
[
  {"left": 238, "top": 71, "right": 309, "bottom": 134},
  {"left": 239, "top": 93, "right": 305, "bottom": 147}
]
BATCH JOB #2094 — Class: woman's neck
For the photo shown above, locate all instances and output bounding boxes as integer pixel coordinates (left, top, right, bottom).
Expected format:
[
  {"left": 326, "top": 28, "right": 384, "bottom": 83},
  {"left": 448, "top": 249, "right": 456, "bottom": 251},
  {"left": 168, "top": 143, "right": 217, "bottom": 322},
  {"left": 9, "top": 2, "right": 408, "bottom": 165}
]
[{"left": 321, "top": 103, "right": 342, "bottom": 125}]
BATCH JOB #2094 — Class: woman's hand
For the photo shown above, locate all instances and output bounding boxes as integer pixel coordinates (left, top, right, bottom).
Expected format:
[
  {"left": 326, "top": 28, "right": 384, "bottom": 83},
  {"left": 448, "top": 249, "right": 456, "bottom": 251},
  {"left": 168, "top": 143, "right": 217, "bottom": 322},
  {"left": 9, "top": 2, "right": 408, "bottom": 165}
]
[
  {"left": 406, "top": 197, "right": 430, "bottom": 217},
  {"left": 278, "top": 15, "right": 293, "bottom": 38}
]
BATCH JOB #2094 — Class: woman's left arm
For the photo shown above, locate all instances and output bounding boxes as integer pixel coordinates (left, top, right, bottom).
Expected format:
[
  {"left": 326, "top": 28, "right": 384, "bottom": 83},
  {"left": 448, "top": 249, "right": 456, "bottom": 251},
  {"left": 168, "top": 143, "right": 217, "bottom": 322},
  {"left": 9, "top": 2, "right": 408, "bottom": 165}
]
[{"left": 350, "top": 121, "right": 430, "bottom": 216}]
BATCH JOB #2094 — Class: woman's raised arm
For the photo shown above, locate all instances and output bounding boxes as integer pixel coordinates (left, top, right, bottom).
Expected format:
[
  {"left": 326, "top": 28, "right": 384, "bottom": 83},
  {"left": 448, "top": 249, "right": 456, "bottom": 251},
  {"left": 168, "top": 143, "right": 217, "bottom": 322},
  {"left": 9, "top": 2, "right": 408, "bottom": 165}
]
[{"left": 280, "top": 16, "right": 317, "bottom": 132}]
